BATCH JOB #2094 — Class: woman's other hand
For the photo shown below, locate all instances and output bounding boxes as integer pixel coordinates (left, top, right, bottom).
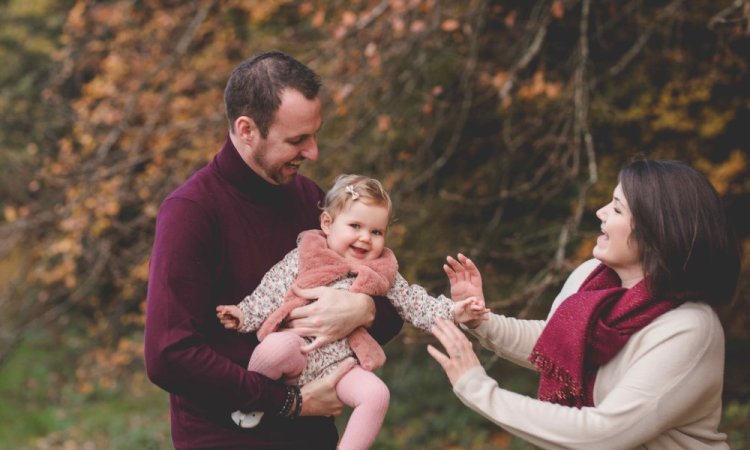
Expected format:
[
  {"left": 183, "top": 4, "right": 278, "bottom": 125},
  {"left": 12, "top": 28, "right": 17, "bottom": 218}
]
[{"left": 427, "top": 318, "right": 481, "bottom": 385}]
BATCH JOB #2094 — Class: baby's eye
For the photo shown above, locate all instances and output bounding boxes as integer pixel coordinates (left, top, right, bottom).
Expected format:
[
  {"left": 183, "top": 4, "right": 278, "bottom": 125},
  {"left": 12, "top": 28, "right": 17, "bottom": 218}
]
[
  {"left": 349, "top": 223, "right": 360, "bottom": 230},
  {"left": 372, "top": 230, "right": 383, "bottom": 236}
]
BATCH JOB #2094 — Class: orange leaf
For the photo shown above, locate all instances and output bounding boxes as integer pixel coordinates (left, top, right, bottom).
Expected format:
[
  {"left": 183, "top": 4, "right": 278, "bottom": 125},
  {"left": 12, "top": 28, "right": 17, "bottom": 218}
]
[
  {"left": 441, "top": 19, "right": 460, "bottom": 32},
  {"left": 551, "top": 0, "right": 565, "bottom": 19}
]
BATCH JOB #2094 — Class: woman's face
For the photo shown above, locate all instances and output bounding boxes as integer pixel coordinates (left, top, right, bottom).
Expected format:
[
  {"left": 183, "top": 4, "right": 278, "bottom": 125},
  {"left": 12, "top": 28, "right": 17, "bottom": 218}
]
[{"left": 594, "top": 183, "right": 644, "bottom": 287}]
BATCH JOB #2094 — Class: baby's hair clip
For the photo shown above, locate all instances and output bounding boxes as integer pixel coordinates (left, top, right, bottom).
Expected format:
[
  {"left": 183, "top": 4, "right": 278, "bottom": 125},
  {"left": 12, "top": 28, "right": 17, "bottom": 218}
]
[{"left": 345, "top": 185, "right": 360, "bottom": 200}]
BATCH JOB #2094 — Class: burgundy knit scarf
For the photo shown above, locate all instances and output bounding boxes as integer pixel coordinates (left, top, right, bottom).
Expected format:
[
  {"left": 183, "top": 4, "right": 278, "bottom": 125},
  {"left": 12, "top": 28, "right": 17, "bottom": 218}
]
[{"left": 529, "top": 263, "right": 678, "bottom": 408}]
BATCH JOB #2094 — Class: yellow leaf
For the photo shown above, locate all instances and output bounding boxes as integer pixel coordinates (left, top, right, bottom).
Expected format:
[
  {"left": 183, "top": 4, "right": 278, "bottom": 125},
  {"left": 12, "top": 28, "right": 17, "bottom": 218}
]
[{"left": 3, "top": 206, "right": 17, "bottom": 223}]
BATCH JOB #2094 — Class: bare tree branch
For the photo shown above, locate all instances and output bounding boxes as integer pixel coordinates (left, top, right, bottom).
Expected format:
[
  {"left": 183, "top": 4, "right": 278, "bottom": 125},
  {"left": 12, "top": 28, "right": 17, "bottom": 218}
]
[
  {"left": 607, "top": 0, "right": 686, "bottom": 78},
  {"left": 403, "top": 0, "right": 488, "bottom": 192}
]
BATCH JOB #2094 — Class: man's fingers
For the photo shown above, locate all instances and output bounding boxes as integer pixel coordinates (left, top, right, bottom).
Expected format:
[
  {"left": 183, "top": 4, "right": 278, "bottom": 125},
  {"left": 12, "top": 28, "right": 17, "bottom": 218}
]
[
  {"left": 291, "top": 285, "right": 322, "bottom": 301},
  {"left": 300, "top": 335, "right": 332, "bottom": 353},
  {"left": 286, "top": 302, "right": 315, "bottom": 321}
]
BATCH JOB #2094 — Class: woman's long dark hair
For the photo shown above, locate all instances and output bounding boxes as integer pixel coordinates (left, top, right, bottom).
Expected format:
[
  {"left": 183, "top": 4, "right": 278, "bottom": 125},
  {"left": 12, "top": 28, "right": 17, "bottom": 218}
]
[{"left": 619, "top": 160, "right": 740, "bottom": 306}]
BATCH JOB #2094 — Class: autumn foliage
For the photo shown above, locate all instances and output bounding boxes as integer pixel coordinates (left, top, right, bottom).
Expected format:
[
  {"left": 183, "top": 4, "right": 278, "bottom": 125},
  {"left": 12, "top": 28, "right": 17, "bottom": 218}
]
[{"left": 0, "top": 1, "right": 749, "bottom": 444}]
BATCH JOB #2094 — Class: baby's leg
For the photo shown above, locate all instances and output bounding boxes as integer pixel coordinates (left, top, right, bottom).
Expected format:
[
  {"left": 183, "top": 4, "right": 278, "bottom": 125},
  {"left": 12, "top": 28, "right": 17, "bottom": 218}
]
[
  {"left": 247, "top": 330, "right": 307, "bottom": 383},
  {"left": 233, "top": 331, "right": 307, "bottom": 429},
  {"left": 335, "top": 366, "right": 390, "bottom": 450}
]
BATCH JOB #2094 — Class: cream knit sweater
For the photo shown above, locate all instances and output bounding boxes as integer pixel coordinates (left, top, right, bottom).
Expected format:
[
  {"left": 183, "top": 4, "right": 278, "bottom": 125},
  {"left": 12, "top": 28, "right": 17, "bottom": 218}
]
[{"left": 455, "top": 258, "right": 728, "bottom": 449}]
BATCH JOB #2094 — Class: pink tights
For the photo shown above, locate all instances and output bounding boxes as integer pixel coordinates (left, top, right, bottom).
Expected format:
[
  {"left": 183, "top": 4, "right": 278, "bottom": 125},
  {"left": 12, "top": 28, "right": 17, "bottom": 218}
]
[{"left": 248, "top": 331, "right": 390, "bottom": 450}]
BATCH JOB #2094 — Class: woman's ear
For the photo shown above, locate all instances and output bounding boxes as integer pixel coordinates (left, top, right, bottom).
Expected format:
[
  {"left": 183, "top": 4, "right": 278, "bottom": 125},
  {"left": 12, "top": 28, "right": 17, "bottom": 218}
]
[{"left": 320, "top": 211, "right": 333, "bottom": 235}]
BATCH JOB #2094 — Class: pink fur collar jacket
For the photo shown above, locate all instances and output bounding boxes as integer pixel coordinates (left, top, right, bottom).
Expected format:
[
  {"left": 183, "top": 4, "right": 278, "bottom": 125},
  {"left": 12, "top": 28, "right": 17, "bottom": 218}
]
[{"left": 257, "top": 230, "right": 399, "bottom": 370}]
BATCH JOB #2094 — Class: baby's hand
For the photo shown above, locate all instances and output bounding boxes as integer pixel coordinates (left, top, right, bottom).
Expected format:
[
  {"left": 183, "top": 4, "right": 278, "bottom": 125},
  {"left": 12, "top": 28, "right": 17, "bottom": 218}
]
[
  {"left": 216, "top": 305, "right": 242, "bottom": 330},
  {"left": 452, "top": 297, "right": 489, "bottom": 329},
  {"left": 444, "top": 253, "right": 484, "bottom": 302}
]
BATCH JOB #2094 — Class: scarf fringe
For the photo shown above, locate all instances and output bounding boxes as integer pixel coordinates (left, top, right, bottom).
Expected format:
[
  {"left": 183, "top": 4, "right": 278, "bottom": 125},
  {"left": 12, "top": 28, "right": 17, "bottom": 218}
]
[{"left": 530, "top": 350, "right": 585, "bottom": 407}]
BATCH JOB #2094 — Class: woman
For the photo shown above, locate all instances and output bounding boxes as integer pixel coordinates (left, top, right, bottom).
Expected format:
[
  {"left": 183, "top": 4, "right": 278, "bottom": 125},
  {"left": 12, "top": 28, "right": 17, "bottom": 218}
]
[{"left": 428, "top": 160, "right": 740, "bottom": 449}]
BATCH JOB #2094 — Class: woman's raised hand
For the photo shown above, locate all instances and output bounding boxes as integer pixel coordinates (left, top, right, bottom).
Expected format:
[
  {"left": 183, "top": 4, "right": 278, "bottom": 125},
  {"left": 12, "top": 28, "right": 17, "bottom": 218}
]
[{"left": 444, "top": 253, "right": 485, "bottom": 303}]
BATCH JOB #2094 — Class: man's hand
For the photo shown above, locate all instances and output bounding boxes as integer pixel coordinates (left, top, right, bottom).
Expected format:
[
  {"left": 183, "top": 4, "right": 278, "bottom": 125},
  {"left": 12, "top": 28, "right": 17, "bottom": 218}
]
[
  {"left": 444, "top": 253, "right": 484, "bottom": 302},
  {"left": 286, "top": 286, "right": 375, "bottom": 352},
  {"left": 299, "top": 357, "right": 356, "bottom": 417}
]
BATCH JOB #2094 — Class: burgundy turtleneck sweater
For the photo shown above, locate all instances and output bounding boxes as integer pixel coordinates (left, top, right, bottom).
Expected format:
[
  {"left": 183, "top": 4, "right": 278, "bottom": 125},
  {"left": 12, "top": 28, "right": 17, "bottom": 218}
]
[{"left": 145, "top": 137, "right": 403, "bottom": 449}]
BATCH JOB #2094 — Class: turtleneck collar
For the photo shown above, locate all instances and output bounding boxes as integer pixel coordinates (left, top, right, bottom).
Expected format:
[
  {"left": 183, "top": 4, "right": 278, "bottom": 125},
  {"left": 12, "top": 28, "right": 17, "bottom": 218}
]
[{"left": 212, "top": 134, "right": 289, "bottom": 201}]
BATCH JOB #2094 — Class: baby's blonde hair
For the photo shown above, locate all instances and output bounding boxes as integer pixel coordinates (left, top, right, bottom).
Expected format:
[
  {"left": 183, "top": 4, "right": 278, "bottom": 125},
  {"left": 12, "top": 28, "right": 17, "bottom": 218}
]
[{"left": 322, "top": 174, "right": 393, "bottom": 223}]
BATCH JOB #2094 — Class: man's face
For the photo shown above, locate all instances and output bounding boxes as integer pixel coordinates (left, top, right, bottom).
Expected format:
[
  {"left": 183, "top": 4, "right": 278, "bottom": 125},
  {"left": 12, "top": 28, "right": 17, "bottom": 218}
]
[{"left": 244, "top": 89, "right": 322, "bottom": 185}]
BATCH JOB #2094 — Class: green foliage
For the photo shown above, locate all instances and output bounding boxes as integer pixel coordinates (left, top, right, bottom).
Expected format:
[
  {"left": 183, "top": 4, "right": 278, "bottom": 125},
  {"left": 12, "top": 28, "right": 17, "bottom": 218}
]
[
  {"left": 723, "top": 400, "right": 750, "bottom": 449},
  {"left": 0, "top": 324, "right": 169, "bottom": 449}
]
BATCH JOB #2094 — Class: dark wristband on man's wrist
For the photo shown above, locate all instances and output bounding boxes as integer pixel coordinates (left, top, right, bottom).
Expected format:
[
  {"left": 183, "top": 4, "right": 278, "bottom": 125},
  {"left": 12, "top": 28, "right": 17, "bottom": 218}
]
[{"left": 278, "top": 385, "right": 302, "bottom": 418}]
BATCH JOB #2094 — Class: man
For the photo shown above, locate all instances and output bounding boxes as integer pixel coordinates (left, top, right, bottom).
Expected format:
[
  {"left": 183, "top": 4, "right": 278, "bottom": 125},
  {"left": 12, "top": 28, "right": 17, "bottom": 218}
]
[{"left": 145, "top": 51, "right": 403, "bottom": 449}]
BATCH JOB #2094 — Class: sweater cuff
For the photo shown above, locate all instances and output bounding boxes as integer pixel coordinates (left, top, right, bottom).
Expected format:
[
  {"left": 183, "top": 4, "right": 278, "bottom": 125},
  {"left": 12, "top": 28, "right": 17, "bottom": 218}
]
[
  {"left": 453, "top": 365, "right": 489, "bottom": 396},
  {"left": 461, "top": 319, "right": 491, "bottom": 339},
  {"left": 239, "top": 376, "right": 288, "bottom": 414}
]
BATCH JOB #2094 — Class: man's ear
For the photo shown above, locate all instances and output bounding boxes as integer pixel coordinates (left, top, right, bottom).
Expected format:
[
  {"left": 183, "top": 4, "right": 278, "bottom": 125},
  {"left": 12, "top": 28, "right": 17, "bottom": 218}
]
[
  {"left": 320, "top": 212, "right": 333, "bottom": 235},
  {"left": 234, "top": 116, "right": 259, "bottom": 146}
]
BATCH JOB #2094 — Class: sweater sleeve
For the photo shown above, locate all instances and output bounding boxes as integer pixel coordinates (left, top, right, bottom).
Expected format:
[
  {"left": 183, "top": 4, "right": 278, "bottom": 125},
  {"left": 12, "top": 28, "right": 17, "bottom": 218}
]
[
  {"left": 465, "top": 314, "right": 545, "bottom": 370},
  {"left": 385, "top": 273, "right": 454, "bottom": 332},
  {"left": 144, "top": 197, "right": 285, "bottom": 413},
  {"left": 237, "top": 248, "right": 300, "bottom": 333},
  {"left": 465, "top": 258, "right": 600, "bottom": 369}
]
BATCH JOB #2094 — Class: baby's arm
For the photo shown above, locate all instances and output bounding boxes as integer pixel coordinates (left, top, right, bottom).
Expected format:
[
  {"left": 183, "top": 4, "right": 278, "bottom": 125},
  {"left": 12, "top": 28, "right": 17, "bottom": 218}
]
[
  {"left": 386, "top": 264, "right": 488, "bottom": 333},
  {"left": 444, "top": 253, "right": 489, "bottom": 328},
  {"left": 215, "top": 248, "right": 300, "bottom": 333}
]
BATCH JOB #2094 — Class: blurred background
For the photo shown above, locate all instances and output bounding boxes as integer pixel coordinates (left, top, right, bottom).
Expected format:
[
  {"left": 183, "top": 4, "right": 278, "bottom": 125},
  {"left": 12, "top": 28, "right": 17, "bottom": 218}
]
[{"left": 1, "top": 0, "right": 748, "bottom": 448}]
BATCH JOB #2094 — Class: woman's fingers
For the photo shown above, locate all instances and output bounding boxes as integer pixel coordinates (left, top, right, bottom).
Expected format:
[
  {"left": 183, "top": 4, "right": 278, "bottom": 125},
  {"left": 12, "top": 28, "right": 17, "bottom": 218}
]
[
  {"left": 427, "top": 344, "right": 449, "bottom": 365},
  {"left": 428, "top": 319, "right": 480, "bottom": 384}
]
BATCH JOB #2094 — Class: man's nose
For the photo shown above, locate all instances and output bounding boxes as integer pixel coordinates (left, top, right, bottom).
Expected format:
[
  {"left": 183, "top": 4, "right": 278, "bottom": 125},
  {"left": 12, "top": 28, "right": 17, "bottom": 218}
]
[{"left": 301, "top": 138, "right": 318, "bottom": 161}]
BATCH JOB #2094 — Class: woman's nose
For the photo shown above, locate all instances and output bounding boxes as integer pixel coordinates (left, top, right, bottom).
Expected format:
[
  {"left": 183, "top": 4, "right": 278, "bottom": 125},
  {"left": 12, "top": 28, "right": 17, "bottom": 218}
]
[{"left": 596, "top": 206, "right": 606, "bottom": 221}]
